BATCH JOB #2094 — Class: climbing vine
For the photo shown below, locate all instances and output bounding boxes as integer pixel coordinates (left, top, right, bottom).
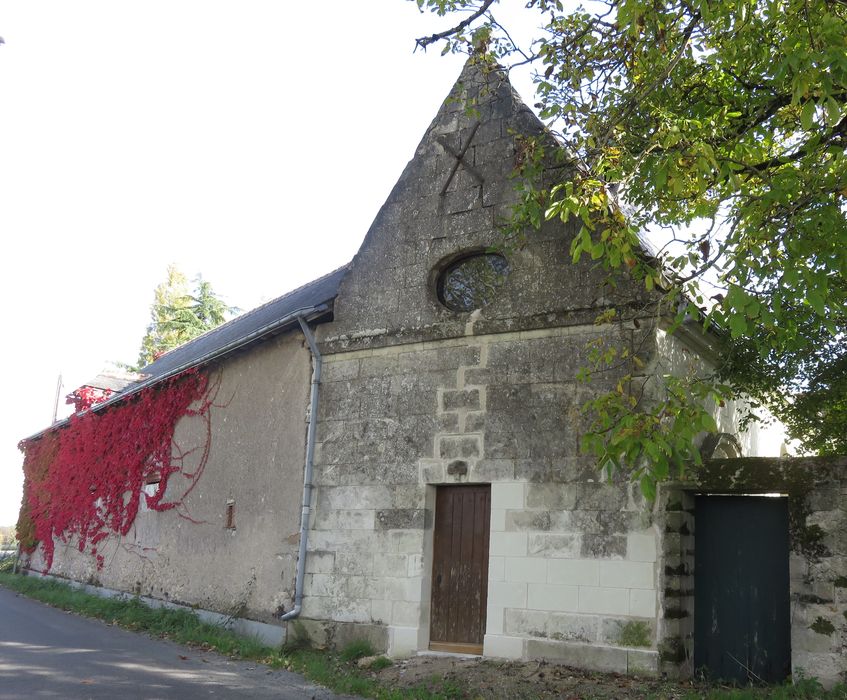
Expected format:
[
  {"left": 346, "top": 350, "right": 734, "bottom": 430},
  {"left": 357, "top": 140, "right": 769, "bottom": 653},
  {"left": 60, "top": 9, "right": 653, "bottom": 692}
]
[
  {"left": 65, "top": 385, "right": 113, "bottom": 413},
  {"left": 17, "top": 369, "right": 218, "bottom": 571}
]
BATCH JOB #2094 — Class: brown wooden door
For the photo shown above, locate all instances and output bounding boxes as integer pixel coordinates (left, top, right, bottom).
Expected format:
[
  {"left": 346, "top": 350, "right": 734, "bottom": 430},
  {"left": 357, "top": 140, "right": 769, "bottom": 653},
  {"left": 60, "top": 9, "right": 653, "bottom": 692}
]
[{"left": 430, "top": 484, "right": 491, "bottom": 654}]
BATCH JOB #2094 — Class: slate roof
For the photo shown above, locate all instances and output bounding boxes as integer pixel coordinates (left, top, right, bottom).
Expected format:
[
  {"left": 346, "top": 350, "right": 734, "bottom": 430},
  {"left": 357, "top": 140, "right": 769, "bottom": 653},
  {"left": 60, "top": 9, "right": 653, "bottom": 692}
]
[
  {"left": 24, "top": 265, "right": 348, "bottom": 441},
  {"left": 73, "top": 370, "right": 142, "bottom": 393},
  {"left": 138, "top": 264, "right": 349, "bottom": 382}
]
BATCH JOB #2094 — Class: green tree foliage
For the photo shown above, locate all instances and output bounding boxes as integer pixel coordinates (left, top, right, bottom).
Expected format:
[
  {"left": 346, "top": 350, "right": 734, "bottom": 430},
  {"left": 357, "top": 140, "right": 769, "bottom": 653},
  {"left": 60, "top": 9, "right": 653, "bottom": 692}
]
[
  {"left": 414, "top": 0, "right": 847, "bottom": 487},
  {"left": 136, "top": 265, "right": 238, "bottom": 369},
  {"left": 0, "top": 526, "right": 15, "bottom": 548}
]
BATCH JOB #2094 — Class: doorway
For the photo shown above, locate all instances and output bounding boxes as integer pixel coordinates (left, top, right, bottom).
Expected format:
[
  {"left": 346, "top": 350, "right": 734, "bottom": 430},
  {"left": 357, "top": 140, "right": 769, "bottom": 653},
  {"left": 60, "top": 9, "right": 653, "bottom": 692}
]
[{"left": 429, "top": 484, "right": 491, "bottom": 654}]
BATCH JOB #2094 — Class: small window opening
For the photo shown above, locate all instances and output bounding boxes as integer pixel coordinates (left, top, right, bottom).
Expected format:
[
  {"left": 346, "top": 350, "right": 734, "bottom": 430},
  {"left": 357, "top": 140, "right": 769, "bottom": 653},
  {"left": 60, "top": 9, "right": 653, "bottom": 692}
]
[
  {"left": 225, "top": 500, "right": 236, "bottom": 530},
  {"left": 436, "top": 252, "right": 510, "bottom": 312}
]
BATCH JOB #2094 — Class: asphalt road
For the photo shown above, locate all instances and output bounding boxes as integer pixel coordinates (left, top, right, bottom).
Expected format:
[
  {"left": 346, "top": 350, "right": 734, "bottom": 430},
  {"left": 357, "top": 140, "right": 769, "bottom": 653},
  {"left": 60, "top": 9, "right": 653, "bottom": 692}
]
[{"left": 0, "top": 585, "right": 352, "bottom": 699}]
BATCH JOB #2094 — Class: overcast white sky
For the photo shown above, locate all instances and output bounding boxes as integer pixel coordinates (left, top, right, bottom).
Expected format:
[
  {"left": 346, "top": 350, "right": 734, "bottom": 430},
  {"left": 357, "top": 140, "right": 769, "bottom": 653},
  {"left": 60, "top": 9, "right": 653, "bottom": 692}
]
[{"left": 0, "top": 2, "right": 547, "bottom": 525}]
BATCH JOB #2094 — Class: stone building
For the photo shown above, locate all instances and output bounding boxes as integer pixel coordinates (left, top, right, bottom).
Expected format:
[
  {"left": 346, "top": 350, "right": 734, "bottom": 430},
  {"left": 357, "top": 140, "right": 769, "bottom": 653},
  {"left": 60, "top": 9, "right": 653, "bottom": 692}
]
[{"left": 18, "top": 59, "right": 846, "bottom": 686}]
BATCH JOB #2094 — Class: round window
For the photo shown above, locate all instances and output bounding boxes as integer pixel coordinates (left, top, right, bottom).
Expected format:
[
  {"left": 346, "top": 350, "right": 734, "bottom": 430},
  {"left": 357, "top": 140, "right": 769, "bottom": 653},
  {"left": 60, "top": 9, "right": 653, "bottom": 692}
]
[{"left": 437, "top": 253, "right": 510, "bottom": 313}]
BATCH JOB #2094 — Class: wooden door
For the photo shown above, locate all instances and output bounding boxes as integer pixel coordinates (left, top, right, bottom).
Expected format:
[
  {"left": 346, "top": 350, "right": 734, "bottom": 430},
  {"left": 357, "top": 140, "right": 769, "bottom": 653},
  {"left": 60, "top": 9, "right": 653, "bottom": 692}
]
[
  {"left": 429, "top": 484, "right": 491, "bottom": 654},
  {"left": 694, "top": 496, "right": 791, "bottom": 683}
]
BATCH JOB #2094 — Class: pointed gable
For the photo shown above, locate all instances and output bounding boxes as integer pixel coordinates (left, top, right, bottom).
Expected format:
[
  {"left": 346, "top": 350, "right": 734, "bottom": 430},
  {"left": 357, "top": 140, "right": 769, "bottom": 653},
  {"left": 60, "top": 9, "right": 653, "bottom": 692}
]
[{"left": 320, "top": 57, "right": 645, "bottom": 352}]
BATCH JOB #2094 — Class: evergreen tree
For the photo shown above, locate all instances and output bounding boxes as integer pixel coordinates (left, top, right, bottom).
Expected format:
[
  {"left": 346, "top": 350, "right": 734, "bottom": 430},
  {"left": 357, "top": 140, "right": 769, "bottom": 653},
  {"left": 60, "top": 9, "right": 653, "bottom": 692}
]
[{"left": 136, "top": 266, "right": 238, "bottom": 369}]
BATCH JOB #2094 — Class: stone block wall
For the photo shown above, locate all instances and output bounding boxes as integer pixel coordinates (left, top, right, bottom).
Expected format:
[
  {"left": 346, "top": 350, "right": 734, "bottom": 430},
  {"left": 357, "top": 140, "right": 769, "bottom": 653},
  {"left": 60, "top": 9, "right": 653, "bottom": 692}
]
[
  {"left": 303, "top": 324, "right": 663, "bottom": 665},
  {"left": 483, "top": 480, "right": 660, "bottom": 673}
]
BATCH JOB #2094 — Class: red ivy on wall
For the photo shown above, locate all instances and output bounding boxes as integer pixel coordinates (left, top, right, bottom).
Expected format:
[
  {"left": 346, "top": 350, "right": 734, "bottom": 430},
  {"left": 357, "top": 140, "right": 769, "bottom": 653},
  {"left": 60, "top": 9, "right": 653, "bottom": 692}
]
[
  {"left": 65, "top": 385, "right": 113, "bottom": 413},
  {"left": 17, "top": 369, "right": 217, "bottom": 571}
]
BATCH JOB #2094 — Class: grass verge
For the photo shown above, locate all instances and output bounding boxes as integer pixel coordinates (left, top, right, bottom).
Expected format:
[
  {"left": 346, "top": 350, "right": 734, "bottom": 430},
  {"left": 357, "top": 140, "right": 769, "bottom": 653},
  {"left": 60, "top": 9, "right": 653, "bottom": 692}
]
[
  {"left": 1, "top": 567, "right": 844, "bottom": 699},
  {"left": 0, "top": 568, "right": 461, "bottom": 699}
]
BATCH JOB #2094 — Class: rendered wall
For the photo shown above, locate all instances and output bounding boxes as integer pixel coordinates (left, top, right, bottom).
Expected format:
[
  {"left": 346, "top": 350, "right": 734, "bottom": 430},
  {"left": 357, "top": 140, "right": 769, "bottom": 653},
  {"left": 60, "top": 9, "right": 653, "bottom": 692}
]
[{"left": 23, "top": 332, "right": 311, "bottom": 624}]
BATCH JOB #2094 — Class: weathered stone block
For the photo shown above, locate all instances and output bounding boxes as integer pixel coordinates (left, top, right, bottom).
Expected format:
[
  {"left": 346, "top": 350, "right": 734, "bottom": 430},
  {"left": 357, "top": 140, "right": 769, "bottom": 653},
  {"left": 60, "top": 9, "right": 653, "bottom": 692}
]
[
  {"left": 792, "top": 625, "right": 839, "bottom": 654},
  {"left": 419, "top": 460, "right": 445, "bottom": 484},
  {"left": 504, "top": 608, "right": 550, "bottom": 638},
  {"left": 333, "top": 621, "right": 389, "bottom": 652},
  {"left": 547, "top": 614, "right": 601, "bottom": 644},
  {"left": 525, "top": 484, "right": 577, "bottom": 510},
  {"left": 318, "top": 381, "right": 361, "bottom": 420},
  {"left": 464, "top": 411, "right": 486, "bottom": 432},
  {"left": 525, "top": 639, "right": 628, "bottom": 673},
  {"left": 529, "top": 533, "right": 580, "bottom": 558},
  {"left": 575, "top": 483, "right": 628, "bottom": 511},
  {"left": 628, "top": 649, "right": 659, "bottom": 674},
  {"left": 314, "top": 508, "right": 375, "bottom": 532},
  {"left": 304, "top": 550, "right": 335, "bottom": 574},
  {"left": 792, "top": 651, "right": 846, "bottom": 689},
  {"left": 370, "top": 599, "right": 392, "bottom": 625},
  {"left": 438, "top": 435, "right": 481, "bottom": 459},
  {"left": 436, "top": 412, "right": 460, "bottom": 432},
  {"left": 407, "top": 553, "right": 424, "bottom": 577},
  {"left": 391, "top": 485, "right": 426, "bottom": 509},
  {"left": 323, "top": 359, "right": 360, "bottom": 381},
  {"left": 391, "top": 601, "right": 421, "bottom": 627},
  {"left": 581, "top": 534, "right": 627, "bottom": 559},
  {"left": 627, "top": 532, "right": 658, "bottom": 563},
  {"left": 359, "top": 355, "right": 400, "bottom": 380},
  {"left": 372, "top": 553, "right": 408, "bottom": 578},
  {"left": 472, "top": 459, "right": 515, "bottom": 481},
  {"left": 375, "top": 509, "right": 426, "bottom": 530},
  {"left": 600, "top": 617, "right": 655, "bottom": 646},
  {"left": 335, "top": 550, "right": 373, "bottom": 575},
  {"left": 506, "top": 510, "right": 572, "bottom": 532},
  {"left": 305, "top": 573, "right": 342, "bottom": 598}
]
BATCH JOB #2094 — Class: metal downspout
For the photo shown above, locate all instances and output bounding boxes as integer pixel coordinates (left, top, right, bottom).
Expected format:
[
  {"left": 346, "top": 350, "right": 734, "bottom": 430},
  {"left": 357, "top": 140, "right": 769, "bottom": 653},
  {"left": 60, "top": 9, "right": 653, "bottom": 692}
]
[{"left": 280, "top": 315, "right": 322, "bottom": 623}]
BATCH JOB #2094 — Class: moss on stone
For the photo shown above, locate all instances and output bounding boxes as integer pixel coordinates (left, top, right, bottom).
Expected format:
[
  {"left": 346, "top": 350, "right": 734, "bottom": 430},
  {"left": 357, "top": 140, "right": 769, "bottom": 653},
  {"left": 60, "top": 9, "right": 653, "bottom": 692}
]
[
  {"left": 809, "top": 616, "right": 836, "bottom": 635},
  {"left": 657, "top": 638, "right": 685, "bottom": 663},
  {"left": 833, "top": 576, "right": 847, "bottom": 588},
  {"left": 689, "top": 457, "right": 836, "bottom": 562},
  {"left": 618, "top": 620, "right": 652, "bottom": 648}
]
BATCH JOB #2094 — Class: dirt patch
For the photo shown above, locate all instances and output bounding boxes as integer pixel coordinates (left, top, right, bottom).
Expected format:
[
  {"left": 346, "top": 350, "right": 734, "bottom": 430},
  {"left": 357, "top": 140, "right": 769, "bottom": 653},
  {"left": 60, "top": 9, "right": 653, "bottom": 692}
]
[{"left": 370, "top": 654, "right": 698, "bottom": 699}]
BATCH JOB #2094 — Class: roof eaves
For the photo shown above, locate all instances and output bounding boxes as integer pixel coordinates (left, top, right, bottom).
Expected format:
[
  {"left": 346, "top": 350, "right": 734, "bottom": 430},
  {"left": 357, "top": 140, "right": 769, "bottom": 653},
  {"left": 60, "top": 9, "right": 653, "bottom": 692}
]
[{"left": 22, "top": 302, "right": 331, "bottom": 444}]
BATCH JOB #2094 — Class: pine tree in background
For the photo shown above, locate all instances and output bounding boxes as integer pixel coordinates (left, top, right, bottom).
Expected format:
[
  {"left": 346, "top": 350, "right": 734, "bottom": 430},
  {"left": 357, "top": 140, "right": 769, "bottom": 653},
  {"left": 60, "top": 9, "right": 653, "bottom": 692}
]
[{"left": 135, "top": 265, "right": 238, "bottom": 369}]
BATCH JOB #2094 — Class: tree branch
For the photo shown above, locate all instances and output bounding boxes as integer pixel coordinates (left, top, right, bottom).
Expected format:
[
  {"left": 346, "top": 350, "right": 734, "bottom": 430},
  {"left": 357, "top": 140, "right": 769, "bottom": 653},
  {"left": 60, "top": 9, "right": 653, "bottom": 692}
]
[{"left": 415, "top": 0, "right": 497, "bottom": 51}]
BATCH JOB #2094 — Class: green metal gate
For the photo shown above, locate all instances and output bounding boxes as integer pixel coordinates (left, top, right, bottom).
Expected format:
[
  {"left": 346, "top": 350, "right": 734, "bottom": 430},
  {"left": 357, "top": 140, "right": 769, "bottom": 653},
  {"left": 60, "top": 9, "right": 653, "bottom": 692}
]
[{"left": 694, "top": 495, "right": 791, "bottom": 683}]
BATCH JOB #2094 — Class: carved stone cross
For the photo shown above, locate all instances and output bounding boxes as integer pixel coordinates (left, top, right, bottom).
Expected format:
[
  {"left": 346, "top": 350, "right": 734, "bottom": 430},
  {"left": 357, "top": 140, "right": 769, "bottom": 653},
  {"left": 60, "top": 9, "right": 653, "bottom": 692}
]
[{"left": 437, "top": 121, "right": 484, "bottom": 196}]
